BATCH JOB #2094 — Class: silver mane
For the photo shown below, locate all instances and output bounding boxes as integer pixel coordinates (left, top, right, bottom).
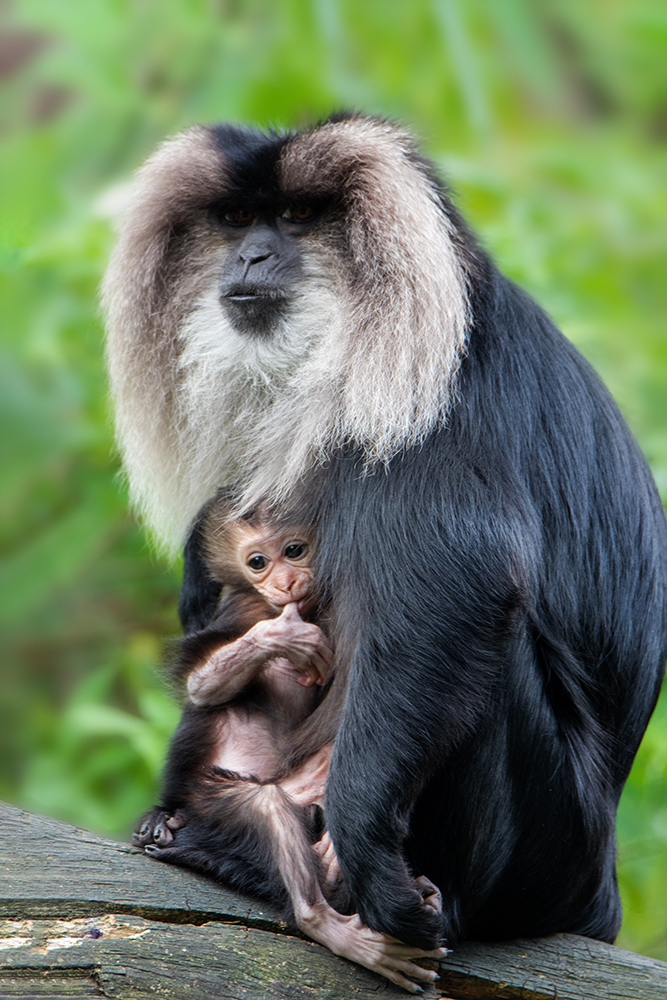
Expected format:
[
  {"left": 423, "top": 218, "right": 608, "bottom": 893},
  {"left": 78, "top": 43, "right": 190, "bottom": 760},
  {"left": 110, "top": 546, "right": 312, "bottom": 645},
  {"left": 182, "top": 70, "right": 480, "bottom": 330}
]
[{"left": 103, "top": 116, "right": 471, "bottom": 554}]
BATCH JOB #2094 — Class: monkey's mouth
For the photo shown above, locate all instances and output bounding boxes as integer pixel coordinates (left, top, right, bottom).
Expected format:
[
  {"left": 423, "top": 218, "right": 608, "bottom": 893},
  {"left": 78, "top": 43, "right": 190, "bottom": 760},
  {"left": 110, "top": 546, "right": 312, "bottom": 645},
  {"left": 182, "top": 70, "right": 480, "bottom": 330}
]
[
  {"left": 220, "top": 285, "right": 290, "bottom": 335},
  {"left": 222, "top": 284, "right": 288, "bottom": 303}
]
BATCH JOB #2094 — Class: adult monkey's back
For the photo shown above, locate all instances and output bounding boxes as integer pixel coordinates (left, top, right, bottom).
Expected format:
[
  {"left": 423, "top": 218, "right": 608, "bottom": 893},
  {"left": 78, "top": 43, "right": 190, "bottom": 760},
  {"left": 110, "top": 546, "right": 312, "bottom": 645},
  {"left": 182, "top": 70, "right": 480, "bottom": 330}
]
[{"left": 103, "top": 113, "right": 667, "bottom": 950}]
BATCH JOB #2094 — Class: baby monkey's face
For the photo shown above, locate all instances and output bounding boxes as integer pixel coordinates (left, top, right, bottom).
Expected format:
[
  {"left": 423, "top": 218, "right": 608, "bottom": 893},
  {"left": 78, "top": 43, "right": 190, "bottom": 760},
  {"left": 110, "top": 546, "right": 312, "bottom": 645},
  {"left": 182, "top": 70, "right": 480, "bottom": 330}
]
[{"left": 237, "top": 525, "right": 316, "bottom": 612}]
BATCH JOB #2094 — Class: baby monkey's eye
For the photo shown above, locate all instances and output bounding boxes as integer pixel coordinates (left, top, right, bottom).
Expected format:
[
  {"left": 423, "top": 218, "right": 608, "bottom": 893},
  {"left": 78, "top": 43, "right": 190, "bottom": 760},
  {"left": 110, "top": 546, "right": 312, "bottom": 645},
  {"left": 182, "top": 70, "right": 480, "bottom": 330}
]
[
  {"left": 247, "top": 554, "right": 268, "bottom": 571},
  {"left": 284, "top": 543, "right": 307, "bottom": 560}
]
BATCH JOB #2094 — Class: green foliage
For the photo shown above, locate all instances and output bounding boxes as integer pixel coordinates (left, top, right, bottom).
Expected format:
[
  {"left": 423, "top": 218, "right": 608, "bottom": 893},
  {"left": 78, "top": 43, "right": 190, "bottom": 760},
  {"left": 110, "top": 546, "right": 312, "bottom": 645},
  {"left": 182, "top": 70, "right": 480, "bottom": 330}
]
[
  {"left": 619, "top": 687, "right": 667, "bottom": 957},
  {"left": 1, "top": 0, "right": 665, "bottom": 958},
  {"left": 19, "top": 633, "right": 180, "bottom": 836}
]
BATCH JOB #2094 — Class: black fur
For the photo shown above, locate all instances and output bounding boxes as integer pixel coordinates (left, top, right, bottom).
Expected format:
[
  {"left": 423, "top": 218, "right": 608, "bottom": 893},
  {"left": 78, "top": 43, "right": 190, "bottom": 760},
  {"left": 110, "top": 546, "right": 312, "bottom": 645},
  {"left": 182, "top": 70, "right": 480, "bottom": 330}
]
[
  {"left": 178, "top": 513, "right": 222, "bottom": 634},
  {"left": 170, "top": 123, "right": 667, "bottom": 950},
  {"left": 292, "top": 262, "right": 667, "bottom": 947}
]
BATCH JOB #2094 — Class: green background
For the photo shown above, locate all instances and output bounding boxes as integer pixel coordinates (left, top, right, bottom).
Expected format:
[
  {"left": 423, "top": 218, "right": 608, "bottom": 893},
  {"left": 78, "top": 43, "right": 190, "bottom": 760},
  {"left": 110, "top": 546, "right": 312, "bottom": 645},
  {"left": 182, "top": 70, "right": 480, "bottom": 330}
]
[{"left": 1, "top": 0, "right": 666, "bottom": 960}]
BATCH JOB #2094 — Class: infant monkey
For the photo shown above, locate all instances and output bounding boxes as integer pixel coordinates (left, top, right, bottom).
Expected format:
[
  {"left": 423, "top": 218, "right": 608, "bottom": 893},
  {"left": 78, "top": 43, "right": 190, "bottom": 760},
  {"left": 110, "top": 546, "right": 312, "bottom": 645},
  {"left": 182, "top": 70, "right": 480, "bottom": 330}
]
[
  {"left": 134, "top": 505, "right": 445, "bottom": 993},
  {"left": 187, "top": 514, "right": 333, "bottom": 725}
]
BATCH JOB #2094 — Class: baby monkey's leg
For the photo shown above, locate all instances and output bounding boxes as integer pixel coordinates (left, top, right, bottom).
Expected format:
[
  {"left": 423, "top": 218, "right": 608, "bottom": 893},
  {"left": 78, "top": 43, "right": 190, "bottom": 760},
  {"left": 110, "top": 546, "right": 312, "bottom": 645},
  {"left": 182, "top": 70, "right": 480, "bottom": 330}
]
[{"left": 263, "top": 788, "right": 447, "bottom": 993}]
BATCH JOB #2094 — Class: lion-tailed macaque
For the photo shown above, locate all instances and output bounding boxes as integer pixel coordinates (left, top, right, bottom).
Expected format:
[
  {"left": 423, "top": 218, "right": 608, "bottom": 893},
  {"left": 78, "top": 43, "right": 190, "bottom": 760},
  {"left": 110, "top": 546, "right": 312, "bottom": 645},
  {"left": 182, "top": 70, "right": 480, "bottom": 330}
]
[
  {"left": 106, "top": 112, "right": 667, "bottom": 971},
  {"left": 134, "top": 503, "right": 446, "bottom": 993}
]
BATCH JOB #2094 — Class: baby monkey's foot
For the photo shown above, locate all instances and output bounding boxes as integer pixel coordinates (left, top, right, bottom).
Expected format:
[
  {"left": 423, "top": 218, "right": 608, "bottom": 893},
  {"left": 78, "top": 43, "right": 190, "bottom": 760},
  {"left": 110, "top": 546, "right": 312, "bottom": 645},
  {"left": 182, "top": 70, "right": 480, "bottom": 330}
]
[{"left": 132, "top": 807, "right": 187, "bottom": 848}]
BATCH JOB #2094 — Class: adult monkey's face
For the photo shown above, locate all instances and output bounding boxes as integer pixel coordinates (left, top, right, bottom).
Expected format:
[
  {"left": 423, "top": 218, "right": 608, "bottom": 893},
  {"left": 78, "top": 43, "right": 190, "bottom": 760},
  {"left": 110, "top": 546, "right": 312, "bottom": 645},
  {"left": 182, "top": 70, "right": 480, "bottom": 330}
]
[
  {"left": 213, "top": 200, "right": 329, "bottom": 337},
  {"left": 103, "top": 114, "right": 471, "bottom": 550}
]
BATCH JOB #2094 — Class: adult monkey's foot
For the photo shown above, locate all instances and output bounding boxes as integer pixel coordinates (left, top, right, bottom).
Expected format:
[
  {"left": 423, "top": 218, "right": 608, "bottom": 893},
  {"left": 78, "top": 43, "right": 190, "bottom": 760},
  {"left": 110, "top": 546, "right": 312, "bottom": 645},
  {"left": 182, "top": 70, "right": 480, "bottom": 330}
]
[{"left": 415, "top": 875, "right": 443, "bottom": 914}]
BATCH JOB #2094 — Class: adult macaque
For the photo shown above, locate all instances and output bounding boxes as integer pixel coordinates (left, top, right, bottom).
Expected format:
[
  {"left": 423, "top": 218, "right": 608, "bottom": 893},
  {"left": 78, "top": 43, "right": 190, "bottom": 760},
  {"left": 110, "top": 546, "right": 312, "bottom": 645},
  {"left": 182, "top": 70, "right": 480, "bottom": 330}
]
[
  {"left": 106, "top": 114, "right": 667, "bottom": 955},
  {"left": 135, "top": 503, "right": 445, "bottom": 992}
]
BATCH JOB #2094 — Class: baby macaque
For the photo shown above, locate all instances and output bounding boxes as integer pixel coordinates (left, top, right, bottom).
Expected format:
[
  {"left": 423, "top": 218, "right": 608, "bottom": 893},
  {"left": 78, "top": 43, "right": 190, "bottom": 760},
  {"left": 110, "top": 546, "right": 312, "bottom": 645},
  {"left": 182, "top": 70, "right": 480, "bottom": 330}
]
[
  {"left": 185, "top": 515, "right": 332, "bottom": 722},
  {"left": 134, "top": 501, "right": 445, "bottom": 993}
]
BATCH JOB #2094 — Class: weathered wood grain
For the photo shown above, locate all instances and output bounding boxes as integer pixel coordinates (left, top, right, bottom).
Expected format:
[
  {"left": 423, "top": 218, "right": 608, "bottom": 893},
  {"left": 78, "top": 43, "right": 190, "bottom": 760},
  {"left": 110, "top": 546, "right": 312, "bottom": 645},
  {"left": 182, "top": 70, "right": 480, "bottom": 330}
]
[
  {"left": 437, "top": 934, "right": 667, "bottom": 999},
  {"left": 2, "top": 803, "right": 667, "bottom": 999},
  {"left": 0, "top": 914, "right": 422, "bottom": 999},
  {"left": 0, "top": 802, "right": 281, "bottom": 929}
]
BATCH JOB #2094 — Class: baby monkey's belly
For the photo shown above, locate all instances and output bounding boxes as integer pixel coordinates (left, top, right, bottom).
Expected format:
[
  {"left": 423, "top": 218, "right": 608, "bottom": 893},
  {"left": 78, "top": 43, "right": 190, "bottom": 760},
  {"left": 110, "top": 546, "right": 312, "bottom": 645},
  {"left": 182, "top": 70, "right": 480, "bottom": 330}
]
[
  {"left": 209, "top": 707, "right": 283, "bottom": 781},
  {"left": 207, "top": 656, "right": 321, "bottom": 784}
]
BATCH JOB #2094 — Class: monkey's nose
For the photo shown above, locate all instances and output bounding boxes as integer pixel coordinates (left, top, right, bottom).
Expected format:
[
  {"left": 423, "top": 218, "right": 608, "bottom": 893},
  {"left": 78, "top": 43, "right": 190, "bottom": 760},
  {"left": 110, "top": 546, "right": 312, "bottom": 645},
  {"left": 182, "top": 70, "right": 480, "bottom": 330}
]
[
  {"left": 280, "top": 575, "right": 307, "bottom": 598},
  {"left": 240, "top": 250, "right": 273, "bottom": 265}
]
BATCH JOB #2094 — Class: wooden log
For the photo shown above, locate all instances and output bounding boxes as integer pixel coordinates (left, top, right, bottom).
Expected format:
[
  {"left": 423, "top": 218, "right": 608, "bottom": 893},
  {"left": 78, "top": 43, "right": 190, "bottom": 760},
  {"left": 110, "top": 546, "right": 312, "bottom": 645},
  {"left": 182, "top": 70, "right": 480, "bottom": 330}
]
[{"left": 1, "top": 802, "right": 666, "bottom": 999}]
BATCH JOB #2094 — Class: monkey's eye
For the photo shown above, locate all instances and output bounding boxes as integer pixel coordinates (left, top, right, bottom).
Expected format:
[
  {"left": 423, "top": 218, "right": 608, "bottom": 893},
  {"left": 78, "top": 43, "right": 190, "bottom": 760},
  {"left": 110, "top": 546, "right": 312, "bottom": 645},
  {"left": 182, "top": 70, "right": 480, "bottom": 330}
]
[
  {"left": 284, "top": 543, "right": 307, "bottom": 560},
  {"left": 223, "top": 207, "right": 255, "bottom": 227},
  {"left": 281, "top": 205, "right": 315, "bottom": 223},
  {"left": 247, "top": 554, "right": 268, "bottom": 572}
]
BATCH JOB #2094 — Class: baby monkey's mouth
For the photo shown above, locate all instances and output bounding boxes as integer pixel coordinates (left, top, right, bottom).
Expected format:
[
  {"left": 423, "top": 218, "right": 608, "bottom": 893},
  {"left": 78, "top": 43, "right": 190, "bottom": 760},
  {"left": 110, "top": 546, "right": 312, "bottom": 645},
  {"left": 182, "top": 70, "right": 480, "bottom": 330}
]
[{"left": 268, "top": 594, "right": 319, "bottom": 617}]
